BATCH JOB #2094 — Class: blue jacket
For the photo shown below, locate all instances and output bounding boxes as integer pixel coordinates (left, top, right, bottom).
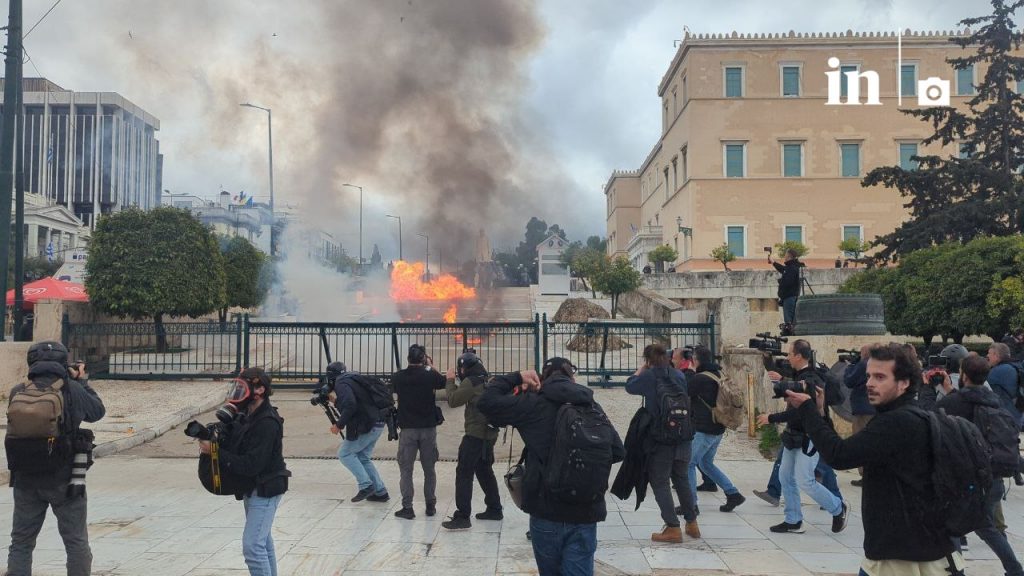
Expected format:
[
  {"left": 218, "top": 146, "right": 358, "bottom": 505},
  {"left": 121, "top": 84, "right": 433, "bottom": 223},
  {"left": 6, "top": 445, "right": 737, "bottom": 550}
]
[
  {"left": 625, "top": 366, "right": 687, "bottom": 422},
  {"left": 987, "top": 362, "right": 1022, "bottom": 424},
  {"left": 844, "top": 359, "right": 875, "bottom": 416}
]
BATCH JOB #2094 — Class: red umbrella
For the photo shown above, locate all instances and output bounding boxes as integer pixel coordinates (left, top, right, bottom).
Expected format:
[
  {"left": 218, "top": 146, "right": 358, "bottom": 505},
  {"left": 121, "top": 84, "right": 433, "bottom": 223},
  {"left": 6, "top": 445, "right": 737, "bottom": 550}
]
[{"left": 6, "top": 277, "right": 89, "bottom": 310}]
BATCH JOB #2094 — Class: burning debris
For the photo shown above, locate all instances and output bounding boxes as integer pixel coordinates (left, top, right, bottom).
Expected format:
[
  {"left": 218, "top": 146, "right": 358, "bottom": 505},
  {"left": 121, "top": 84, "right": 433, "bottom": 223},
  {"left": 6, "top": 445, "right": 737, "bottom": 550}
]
[{"left": 390, "top": 261, "right": 476, "bottom": 301}]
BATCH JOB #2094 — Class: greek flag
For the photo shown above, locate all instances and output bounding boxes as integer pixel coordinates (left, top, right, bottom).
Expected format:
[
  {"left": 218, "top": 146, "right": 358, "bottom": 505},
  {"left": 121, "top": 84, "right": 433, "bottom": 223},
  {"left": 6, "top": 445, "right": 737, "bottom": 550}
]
[
  {"left": 46, "top": 242, "right": 54, "bottom": 262},
  {"left": 46, "top": 145, "right": 53, "bottom": 164}
]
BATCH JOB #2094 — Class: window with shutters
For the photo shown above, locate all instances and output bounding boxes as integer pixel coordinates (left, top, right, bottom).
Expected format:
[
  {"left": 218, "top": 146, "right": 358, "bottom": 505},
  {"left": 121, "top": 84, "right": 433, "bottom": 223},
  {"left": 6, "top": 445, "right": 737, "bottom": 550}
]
[
  {"left": 899, "top": 142, "right": 919, "bottom": 171},
  {"left": 784, "top": 225, "right": 803, "bottom": 244},
  {"left": 957, "top": 65, "right": 975, "bottom": 96},
  {"left": 901, "top": 63, "right": 918, "bottom": 96},
  {"left": 724, "top": 66, "right": 743, "bottom": 98},
  {"left": 781, "top": 65, "right": 801, "bottom": 97},
  {"left": 840, "top": 142, "right": 861, "bottom": 177},
  {"left": 782, "top": 143, "right": 803, "bottom": 177},
  {"left": 723, "top": 143, "right": 746, "bottom": 177},
  {"left": 726, "top": 226, "right": 746, "bottom": 257},
  {"left": 840, "top": 64, "right": 858, "bottom": 98}
]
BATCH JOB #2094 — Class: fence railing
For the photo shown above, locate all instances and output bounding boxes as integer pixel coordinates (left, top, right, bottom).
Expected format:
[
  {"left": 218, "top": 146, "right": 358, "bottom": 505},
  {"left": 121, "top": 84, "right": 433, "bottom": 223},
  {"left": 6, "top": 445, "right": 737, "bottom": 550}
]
[{"left": 63, "top": 313, "right": 715, "bottom": 387}]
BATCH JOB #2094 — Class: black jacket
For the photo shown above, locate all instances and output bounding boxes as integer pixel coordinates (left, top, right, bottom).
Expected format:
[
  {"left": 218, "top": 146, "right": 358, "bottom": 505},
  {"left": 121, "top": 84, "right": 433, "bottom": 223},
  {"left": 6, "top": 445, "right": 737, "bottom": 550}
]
[
  {"left": 844, "top": 359, "right": 875, "bottom": 416},
  {"left": 935, "top": 385, "right": 1002, "bottom": 423},
  {"left": 798, "top": 393, "right": 955, "bottom": 562},
  {"left": 768, "top": 364, "right": 826, "bottom": 436},
  {"left": 332, "top": 373, "right": 382, "bottom": 440},
  {"left": 392, "top": 365, "right": 446, "bottom": 429},
  {"left": 689, "top": 366, "right": 725, "bottom": 435},
  {"left": 11, "top": 361, "right": 105, "bottom": 488},
  {"left": 478, "top": 372, "right": 625, "bottom": 524},
  {"left": 625, "top": 366, "right": 686, "bottom": 423},
  {"left": 218, "top": 400, "right": 289, "bottom": 500},
  {"left": 611, "top": 407, "right": 653, "bottom": 508},
  {"left": 773, "top": 259, "right": 801, "bottom": 300}
]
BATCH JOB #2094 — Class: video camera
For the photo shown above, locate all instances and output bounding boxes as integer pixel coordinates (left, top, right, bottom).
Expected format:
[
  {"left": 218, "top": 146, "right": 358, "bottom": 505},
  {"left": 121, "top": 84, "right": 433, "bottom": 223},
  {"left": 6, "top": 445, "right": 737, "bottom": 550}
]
[
  {"left": 750, "top": 332, "right": 790, "bottom": 373},
  {"left": 925, "top": 355, "right": 950, "bottom": 388},
  {"left": 771, "top": 378, "right": 811, "bottom": 399},
  {"left": 837, "top": 348, "right": 860, "bottom": 364}
]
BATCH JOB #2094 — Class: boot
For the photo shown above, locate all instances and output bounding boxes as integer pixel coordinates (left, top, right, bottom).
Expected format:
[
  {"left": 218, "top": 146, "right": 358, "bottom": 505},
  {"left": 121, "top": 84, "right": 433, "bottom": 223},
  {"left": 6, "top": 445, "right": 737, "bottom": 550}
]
[
  {"left": 651, "top": 525, "right": 683, "bottom": 543},
  {"left": 719, "top": 492, "right": 746, "bottom": 512},
  {"left": 684, "top": 521, "right": 702, "bottom": 539}
]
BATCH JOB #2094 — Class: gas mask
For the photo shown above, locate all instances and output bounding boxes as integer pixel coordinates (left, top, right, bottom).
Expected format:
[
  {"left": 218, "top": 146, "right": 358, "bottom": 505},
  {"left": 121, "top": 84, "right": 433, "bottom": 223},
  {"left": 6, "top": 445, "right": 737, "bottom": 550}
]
[{"left": 216, "top": 377, "right": 258, "bottom": 423}]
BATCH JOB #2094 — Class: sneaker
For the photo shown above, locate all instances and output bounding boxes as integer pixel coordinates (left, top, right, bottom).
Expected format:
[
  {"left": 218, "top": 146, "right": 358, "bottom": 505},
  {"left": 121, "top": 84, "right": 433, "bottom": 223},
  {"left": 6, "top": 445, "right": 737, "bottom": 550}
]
[
  {"left": 366, "top": 492, "right": 390, "bottom": 503},
  {"left": 696, "top": 481, "right": 719, "bottom": 492},
  {"left": 753, "top": 490, "right": 780, "bottom": 507},
  {"left": 850, "top": 479, "right": 864, "bottom": 487},
  {"left": 832, "top": 502, "right": 849, "bottom": 533},
  {"left": 959, "top": 536, "right": 969, "bottom": 551},
  {"left": 426, "top": 503, "right": 436, "bottom": 517},
  {"left": 769, "top": 520, "right": 805, "bottom": 534},
  {"left": 442, "top": 515, "right": 471, "bottom": 530},
  {"left": 475, "top": 509, "right": 504, "bottom": 521},
  {"left": 351, "top": 487, "right": 373, "bottom": 503},
  {"left": 394, "top": 507, "right": 416, "bottom": 520},
  {"left": 719, "top": 492, "right": 746, "bottom": 512},
  {"left": 1015, "top": 472, "right": 1024, "bottom": 487}
]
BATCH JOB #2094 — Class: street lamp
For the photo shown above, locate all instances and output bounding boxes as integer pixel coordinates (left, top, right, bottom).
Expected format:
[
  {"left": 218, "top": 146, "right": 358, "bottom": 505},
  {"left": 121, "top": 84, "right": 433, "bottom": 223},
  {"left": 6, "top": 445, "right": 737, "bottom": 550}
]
[
  {"left": 386, "top": 214, "right": 402, "bottom": 261},
  {"left": 239, "top": 103, "right": 274, "bottom": 212},
  {"left": 417, "top": 233, "right": 429, "bottom": 277},
  {"left": 342, "top": 183, "right": 363, "bottom": 269}
]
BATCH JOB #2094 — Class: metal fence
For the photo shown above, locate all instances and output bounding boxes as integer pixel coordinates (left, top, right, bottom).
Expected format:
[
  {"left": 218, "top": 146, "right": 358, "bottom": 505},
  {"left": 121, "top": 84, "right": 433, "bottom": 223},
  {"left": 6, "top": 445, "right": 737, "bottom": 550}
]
[{"left": 63, "top": 313, "right": 715, "bottom": 387}]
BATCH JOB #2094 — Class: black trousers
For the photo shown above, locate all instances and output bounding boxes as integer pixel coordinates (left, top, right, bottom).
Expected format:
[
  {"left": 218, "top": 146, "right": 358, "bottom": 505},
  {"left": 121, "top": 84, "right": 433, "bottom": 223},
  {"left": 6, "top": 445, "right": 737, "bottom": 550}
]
[
  {"left": 648, "top": 441, "right": 695, "bottom": 526},
  {"left": 454, "top": 435, "right": 502, "bottom": 517}
]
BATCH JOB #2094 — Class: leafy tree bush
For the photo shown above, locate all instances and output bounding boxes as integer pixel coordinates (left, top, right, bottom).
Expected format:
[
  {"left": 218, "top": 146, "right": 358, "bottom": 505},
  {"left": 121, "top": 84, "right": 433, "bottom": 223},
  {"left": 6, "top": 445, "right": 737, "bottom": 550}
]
[
  {"left": 592, "top": 256, "right": 641, "bottom": 319},
  {"left": 710, "top": 244, "right": 736, "bottom": 271},
  {"left": 774, "top": 240, "right": 808, "bottom": 259},
  {"left": 219, "top": 236, "right": 268, "bottom": 323},
  {"left": 648, "top": 245, "right": 678, "bottom": 272}
]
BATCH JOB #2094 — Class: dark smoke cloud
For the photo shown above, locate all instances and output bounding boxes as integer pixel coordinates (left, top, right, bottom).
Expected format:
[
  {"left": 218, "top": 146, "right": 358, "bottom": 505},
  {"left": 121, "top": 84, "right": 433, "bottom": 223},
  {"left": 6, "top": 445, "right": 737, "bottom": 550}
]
[{"left": 23, "top": 0, "right": 581, "bottom": 263}]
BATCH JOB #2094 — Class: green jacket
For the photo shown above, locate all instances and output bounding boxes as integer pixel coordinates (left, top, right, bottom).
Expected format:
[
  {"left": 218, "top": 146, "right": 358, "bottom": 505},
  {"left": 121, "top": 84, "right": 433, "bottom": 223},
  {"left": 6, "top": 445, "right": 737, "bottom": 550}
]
[{"left": 446, "top": 375, "right": 498, "bottom": 441}]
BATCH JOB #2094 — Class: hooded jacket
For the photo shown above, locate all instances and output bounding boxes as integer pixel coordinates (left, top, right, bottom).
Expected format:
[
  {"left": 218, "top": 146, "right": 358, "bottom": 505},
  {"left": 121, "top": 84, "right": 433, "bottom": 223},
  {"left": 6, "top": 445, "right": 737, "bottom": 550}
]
[
  {"left": 935, "top": 384, "right": 1005, "bottom": 424},
  {"left": 478, "top": 372, "right": 625, "bottom": 524},
  {"left": 446, "top": 367, "right": 497, "bottom": 441},
  {"left": 773, "top": 259, "right": 801, "bottom": 300},
  {"left": 10, "top": 361, "right": 105, "bottom": 488}
]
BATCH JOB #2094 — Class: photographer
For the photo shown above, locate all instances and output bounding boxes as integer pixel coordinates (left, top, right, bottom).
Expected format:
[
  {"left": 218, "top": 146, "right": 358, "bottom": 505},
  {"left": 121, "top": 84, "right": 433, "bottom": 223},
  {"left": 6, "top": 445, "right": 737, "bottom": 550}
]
[
  {"left": 918, "top": 344, "right": 967, "bottom": 411},
  {"left": 199, "top": 367, "right": 289, "bottom": 576},
  {"left": 769, "top": 248, "right": 801, "bottom": 334},
  {"left": 672, "top": 347, "right": 716, "bottom": 493},
  {"left": 6, "top": 342, "right": 104, "bottom": 576},
  {"left": 442, "top": 351, "right": 502, "bottom": 530},
  {"left": 327, "top": 362, "right": 390, "bottom": 504},
  {"left": 755, "top": 340, "right": 848, "bottom": 534},
  {"left": 391, "top": 344, "right": 447, "bottom": 520}
]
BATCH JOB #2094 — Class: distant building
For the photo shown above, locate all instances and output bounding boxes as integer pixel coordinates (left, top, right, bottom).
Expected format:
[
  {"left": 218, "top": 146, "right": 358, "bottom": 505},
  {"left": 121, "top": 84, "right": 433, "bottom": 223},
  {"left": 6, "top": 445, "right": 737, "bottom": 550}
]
[
  {"left": 0, "top": 77, "right": 162, "bottom": 228},
  {"left": 162, "top": 191, "right": 274, "bottom": 254}
]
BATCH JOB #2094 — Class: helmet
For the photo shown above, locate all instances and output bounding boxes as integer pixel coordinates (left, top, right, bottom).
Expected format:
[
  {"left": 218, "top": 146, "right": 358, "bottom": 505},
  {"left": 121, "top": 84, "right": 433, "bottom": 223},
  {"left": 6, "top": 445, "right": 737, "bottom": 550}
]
[
  {"left": 939, "top": 344, "right": 969, "bottom": 362},
  {"left": 27, "top": 341, "right": 68, "bottom": 367},
  {"left": 457, "top": 351, "right": 482, "bottom": 379},
  {"left": 326, "top": 361, "right": 347, "bottom": 382},
  {"left": 408, "top": 344, "right": 427, "bottom": 364}
]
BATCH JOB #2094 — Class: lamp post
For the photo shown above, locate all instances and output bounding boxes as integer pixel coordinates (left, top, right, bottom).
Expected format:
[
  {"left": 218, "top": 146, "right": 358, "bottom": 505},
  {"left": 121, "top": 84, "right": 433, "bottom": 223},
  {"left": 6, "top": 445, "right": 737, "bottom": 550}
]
[
  {"left": 342, "top": 183, "right": 363, "bottom": 270},
  {"left": 417, "top": 233, "right": 429, "bottom": 278},
  {"left": 386, "top": 214, "right": 402, "bottom": 261},
  {"left": 239, "top": 103, "right": 274, "bottom": 212}
]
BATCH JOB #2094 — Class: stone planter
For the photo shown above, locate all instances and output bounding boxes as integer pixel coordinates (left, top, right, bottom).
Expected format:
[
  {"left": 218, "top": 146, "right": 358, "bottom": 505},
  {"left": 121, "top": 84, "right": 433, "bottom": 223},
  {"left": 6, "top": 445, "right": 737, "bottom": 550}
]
[{"left": 795, "top": 293, "right": 886, "bottom": 336}]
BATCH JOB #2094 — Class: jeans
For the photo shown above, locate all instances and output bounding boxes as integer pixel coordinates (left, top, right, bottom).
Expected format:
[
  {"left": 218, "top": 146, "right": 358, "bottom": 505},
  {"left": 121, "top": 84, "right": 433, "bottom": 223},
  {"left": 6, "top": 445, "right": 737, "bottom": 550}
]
[
  {"left": 398, "top": 427, "right": 439, "bottom": 509},
  {"left": 242, "top": 491, "right": 282, "bottom": 576},
  {"left": 648, "top": 441, "right": 695, "bottom": 525},
  {"left": 780, "top": 442, "right": 843, "bottom": 524},
  {"left": 767, "top": 446, "right": 842, "bottom": 500},
  {"left": 689, "top": 432, "right": 738, "bottom": 507},
  {"left": 454, "top": 435, "right": 502, "bottom": 517},
  {"left": 7, "top": 484, "right": 91, "bottom": 576},
  {"left": 975, "top": 478, "right": 1024, "bottom": 576},
  {"left": 529, "top": 516, "right": 598, "bottom": 576},
  {"left": 338, "top": 424, "right": 387, "bottom": 495},
  {"left": 782, "top": 296, "right": 798, "bottom": 325}
]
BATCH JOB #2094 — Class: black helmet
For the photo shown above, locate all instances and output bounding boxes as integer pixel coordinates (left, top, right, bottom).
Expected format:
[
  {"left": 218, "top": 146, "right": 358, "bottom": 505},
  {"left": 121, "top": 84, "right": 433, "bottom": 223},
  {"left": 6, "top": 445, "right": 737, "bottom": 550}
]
[
  {"left": 27, "top": 341, "right": 68, "bottom": 367},
  {"left": 326, "top": 361, "right": 347, "bottom": 381},
  {"left": 457, "top": 350, "right": 482, "bottom": 379}
]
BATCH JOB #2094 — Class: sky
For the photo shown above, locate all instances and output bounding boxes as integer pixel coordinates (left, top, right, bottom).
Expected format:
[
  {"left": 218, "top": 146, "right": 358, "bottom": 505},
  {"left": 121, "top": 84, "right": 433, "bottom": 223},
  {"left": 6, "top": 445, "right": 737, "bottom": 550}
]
[{"left": 18, "top": 0, "right": 996, "bottom": 262}]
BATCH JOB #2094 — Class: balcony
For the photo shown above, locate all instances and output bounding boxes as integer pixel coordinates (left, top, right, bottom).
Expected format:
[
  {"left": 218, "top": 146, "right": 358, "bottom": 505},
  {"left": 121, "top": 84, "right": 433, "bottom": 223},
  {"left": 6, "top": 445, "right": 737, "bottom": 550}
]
[{"left": 625, "top": 225, "right": 663, "bottom": 271}]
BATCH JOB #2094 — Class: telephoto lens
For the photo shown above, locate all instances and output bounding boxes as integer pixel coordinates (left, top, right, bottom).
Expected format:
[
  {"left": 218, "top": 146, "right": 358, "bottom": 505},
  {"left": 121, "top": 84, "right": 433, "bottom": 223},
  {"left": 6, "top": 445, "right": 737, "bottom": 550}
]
[
  {"left": 67, "top": 452, "right": 90, "bottom": 497},
  {"left": 184, "top": 420, "right": 213, "bottom": 441}
]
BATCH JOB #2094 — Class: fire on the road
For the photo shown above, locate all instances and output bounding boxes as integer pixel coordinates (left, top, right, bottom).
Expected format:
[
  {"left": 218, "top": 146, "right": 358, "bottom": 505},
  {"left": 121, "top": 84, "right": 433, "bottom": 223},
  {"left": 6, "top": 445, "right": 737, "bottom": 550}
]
[{"left": 389, "top": 261, "right": 476, "bottom": 301}]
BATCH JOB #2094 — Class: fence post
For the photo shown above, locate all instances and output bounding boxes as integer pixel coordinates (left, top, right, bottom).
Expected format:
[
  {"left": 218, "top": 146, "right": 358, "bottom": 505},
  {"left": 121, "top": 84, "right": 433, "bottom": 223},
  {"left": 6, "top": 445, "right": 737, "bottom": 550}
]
[
  {"left": 242, "top": 313, "right": 250, "bottom": 368},
  {"left": 598, "top": 324, "right": 610, "bottom": 384},
  {"left": 60, "top": 312, "right": 70, "bottom": 347},
  {"left": 234, "top": 316, "right": 243, "bottom": 373},
  {"left": 541, "top": 313, "right": 548, "bottom": 370},
  {"left": 747, "top": 372, "right": 756, "bottom": 438},
  {"left": 534, "top": 313, "right": 541, "bottom": 371},
  {"left": 391, "top": 326, "right": 400, "bottom": 370}
]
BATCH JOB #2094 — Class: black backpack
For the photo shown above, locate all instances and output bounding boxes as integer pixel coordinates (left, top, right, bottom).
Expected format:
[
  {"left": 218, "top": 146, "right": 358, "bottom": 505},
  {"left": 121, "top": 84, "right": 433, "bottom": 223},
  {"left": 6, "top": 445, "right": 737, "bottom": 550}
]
[
  {"left": 543, "top": 401, "right": 617, "bottom": 505},
  {"left": 907, "top": 406, "right": 992, "bottom": 538},
  {"left": 650, "top": 372, "right": 694, "bottom": 445},
  {"left": 815, "top": 362, "right": 845, "bottom": 407},
  {"left": 1011, "top": 361, "right": 1024, "bottom": 413},
  {"left": 972, "top": 403, "right": 1021, "bottom": 478},
  {"left": 350, "top": 374, "right": 395, "bottom": 420}
]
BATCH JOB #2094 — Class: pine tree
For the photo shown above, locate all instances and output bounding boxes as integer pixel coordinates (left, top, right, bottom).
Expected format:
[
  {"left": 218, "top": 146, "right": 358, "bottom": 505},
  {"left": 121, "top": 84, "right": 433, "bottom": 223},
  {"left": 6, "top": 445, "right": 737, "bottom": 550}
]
[{"left": 864, "top": 0, "right": 1024, "bottom": 260}]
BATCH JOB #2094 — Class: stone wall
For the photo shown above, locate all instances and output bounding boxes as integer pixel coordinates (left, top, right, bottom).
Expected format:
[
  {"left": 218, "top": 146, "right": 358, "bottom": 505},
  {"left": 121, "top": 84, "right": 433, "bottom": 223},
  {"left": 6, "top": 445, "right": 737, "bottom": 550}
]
[
  {"left": 643, "top": 268, "right": 859, "bottom": 300},
  {"left": 617, "top": 288, "right": 688, "bottom": 323},
  {"left": 0, "top": 342, "right": 33, "bottom": 399}
]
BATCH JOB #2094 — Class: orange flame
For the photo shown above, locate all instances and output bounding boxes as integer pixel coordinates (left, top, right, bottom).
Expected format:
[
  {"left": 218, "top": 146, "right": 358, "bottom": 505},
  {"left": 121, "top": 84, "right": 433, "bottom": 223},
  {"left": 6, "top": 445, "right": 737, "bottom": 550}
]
[
  {"left": 390, "top": 261, "right": 477, "bottom": 301},
  {"left": 443, "top": 304, "right": 457, "bottom": 324}
]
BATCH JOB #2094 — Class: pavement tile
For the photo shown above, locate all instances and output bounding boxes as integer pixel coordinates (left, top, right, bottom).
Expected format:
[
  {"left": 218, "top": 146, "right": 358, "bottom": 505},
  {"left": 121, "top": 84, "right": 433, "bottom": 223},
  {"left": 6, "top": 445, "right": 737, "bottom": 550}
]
[
  {"left": 274, "top": 553, "right": 352, "bottom": 576},
  {"left": 344, "top": 541, "right": 429, "bottom": 571},
  {"left": 111, "top": 551, "right": 213, "bottom": 576},
  {"left": 786, "top": 550, "right": 863, "bottom": 574},
  {"left": 719, "top": 549, "right": 814, "bottom": 575},
  {"left": 421, "top": 555, "right": 499, "bottom": 575},
  {"left": 642, "top": 545, "right": 728, "bottom": 570},
  {"left": 430, "top": 530, "right": 500, "bottom": 558},
  {"left": 497, "top": 544, "right": 542, "bottom": 573},
  {"left": 147, "top": 527, "right": 239, "bottom": 554},
  {"left": 595, "top": 545, "right": 652, "bottom": 575}
]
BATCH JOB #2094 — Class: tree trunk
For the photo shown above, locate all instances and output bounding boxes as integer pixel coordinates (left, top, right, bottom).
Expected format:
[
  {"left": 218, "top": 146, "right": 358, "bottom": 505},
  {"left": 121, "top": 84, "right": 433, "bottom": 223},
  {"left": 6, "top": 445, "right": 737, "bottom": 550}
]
[
  {"left": 154, "top": 313, "right": 168, "bottom": 353},
  {"left": 923, "top": 334, "right": 934, "bottom": 348},
  {"left": 610, "top": 294, "right": 618, "bottom": 319},
  {"left": 953, "top": 333, "right": 964, "bottom": 345}
]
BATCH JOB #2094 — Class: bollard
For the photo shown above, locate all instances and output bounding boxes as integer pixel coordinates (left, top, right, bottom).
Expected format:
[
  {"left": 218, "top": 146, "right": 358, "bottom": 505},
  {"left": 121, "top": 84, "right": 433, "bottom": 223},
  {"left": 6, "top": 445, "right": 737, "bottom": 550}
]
[{"left": 747, "top": 372, "right": 756, "bottom": 438}]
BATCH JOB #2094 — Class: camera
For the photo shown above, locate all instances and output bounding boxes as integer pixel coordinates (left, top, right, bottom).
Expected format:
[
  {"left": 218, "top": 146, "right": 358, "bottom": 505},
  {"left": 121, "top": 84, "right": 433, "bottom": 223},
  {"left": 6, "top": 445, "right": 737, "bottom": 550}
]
[
  {"left": 184, "top": 420, "right": 221, "bottom": 442},
  {"left": 750, "top": 332, "right": 790, "bottom": 373},
  {"left": 917, "top": 77, "right": 951, "bottom": 107},
  {"left": 927, "top": 355, "right": 948, "bottom": 369},
  {"left": 837, "top": 348, "right": 860, "bottom": 364},
  {"left": 772, "top": 378, "right": 809, "bottom": 399}
]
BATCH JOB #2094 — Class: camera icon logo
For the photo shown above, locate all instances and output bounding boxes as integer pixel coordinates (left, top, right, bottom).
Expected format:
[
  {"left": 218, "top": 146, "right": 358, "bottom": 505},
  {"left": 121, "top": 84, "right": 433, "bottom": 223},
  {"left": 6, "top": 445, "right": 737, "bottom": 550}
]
[{"left": 917, "top": 77, "right": 951, "bottom": 107}]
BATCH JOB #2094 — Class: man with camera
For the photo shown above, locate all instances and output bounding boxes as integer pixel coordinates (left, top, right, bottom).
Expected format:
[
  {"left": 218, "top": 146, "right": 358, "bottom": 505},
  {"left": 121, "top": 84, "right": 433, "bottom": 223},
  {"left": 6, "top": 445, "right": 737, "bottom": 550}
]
[
  {"left": 768, "top": 248, "right": 801, "bottom": 335},
  {"left": 441, "top": 350, "right": 503, "bottom": 530},
  {"left": 6, "top": 342, "right": 104, "bottom": 576},
  {"left": 626, "top": 344, "right": 700, "bottom": 543},
  {"left": 478, "top": 358, "right": 624, "bottom": 576},
  {"left": 756, "top": 339, "right": 848, "bottom": 534},
  {"left": 391, "top": 344, "right": 447, "bottom": 520},
  {"left": 199, "top": 367, "right": 289, "bottom": 576},
  {"left": 326, "top": 362, "right": 390, "bottom": 504},
  {"left": 782, "top": 343, "right": 965, "bottom": 576}
]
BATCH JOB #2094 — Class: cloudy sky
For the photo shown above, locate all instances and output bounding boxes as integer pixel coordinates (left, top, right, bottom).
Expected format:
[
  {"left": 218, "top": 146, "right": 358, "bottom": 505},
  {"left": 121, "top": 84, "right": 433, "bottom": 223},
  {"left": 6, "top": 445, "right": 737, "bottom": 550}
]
[{"left": 20, "top": 0, "right": 995, "bottom": 260}]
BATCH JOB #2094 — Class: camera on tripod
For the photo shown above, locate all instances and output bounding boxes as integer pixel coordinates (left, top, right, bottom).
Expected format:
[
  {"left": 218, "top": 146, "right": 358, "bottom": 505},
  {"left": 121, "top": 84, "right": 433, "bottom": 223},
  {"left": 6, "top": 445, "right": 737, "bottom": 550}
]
[
  {"left": 750, "top": 332, "right": 791, "bottom": 373},
  {"left": 836, "top": 348, "right": 860, "bottom": 364}
]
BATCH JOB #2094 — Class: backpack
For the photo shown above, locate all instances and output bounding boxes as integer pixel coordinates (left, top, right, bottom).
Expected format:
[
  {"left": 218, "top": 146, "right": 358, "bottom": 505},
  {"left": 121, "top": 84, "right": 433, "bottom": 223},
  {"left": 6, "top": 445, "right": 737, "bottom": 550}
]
[
  {"left": 543, "top": 402, "right": 617, "bottom": 505},
  {"left": 972, "top": 403, "right": 1021, "bottom": 478},
  {"left": 1011, "top": 361, "right": 1024, "bottom": 413},
  {"left": 907, "top": 406, "right": 992, "bottom": 538},
  {"left": 5, "top": 378, "right": 72, "bottom": 474},
  {"left": 349, "top": 374, "right": 395, "bottom": 420},
  {"left": 704, "top": 372, "right": 745, "bottom": 431},
  {"left": 815, "top": 362, "right": 845, "bottom": 407},
  {"left": 650, "top": 372, "right": 694, "bottom": 444}
]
